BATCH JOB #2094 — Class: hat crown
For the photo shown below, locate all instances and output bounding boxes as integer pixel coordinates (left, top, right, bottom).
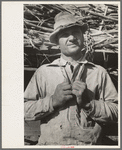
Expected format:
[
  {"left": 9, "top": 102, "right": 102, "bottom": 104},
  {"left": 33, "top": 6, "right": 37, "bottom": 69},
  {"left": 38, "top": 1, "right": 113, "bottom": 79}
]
[
  {"left": 54, "top": 12, "right": 77, "bottom": 30},
  {"left": 50, "top": 11, "right": 88, "bottom": 44}
]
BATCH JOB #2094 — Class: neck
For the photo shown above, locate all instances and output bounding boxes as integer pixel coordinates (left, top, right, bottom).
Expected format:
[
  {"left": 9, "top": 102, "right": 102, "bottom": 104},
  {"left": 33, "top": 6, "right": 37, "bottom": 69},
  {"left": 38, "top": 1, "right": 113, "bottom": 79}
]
[{"left": 61, "top": 51, "right": 85, "bottom": 63}]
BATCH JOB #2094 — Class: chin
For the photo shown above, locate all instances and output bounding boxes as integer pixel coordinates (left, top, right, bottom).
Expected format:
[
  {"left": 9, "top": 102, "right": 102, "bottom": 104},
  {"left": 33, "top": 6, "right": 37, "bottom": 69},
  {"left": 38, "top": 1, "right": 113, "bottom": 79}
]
[
  {"left": 67, "top": 50, "right": 81, "bottom": 57},
  {"left": 68, "top": 47, "right": 81, "bottom": 54}
]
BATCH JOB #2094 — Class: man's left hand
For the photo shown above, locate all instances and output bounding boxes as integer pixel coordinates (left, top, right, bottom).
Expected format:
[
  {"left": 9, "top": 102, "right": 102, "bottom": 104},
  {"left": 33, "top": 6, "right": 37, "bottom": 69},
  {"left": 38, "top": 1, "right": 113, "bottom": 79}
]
[{"left": 72, "top": 79, "right": 87, "bottom": 105}]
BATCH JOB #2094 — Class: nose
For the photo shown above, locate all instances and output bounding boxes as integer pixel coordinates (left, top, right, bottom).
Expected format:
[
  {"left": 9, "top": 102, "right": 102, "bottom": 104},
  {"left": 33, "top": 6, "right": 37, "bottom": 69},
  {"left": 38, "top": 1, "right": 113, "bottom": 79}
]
[{"left": 68, "top": 34, "right": 76, "bottom": 41}]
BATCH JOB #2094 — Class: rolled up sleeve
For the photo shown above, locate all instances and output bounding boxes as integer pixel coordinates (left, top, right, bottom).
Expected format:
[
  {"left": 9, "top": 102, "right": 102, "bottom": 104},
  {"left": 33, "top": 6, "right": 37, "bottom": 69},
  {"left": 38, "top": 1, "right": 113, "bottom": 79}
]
[
  {"left": 83, "top": 69, "right": 118, "bottom": 123},
  {"left": 24, "top": 68, "right": 54, "bottom": 121}
]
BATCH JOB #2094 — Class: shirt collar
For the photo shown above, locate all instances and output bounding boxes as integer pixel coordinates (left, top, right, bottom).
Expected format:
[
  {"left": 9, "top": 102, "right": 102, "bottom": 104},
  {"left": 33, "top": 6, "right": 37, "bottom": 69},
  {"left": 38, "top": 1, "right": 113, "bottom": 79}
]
[
  {"left": 47, "top": 56, "right": 96, "bottom": 67},
  {"left": 59, "top": 56, "right": 89, "bottom": 67}
]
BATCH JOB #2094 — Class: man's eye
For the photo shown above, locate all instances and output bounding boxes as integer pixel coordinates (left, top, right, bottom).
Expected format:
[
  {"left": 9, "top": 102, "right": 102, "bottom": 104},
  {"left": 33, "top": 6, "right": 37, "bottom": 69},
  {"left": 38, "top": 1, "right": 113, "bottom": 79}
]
[{"left": 73, "top": 31, "right": 79, "bottom": 34}]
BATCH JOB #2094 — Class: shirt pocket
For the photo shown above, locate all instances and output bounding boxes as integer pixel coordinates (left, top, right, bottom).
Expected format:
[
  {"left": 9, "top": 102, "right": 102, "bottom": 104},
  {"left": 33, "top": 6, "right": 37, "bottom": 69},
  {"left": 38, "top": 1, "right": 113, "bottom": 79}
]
[
  {"left": 78, "top": 122, "right": 102, "bottom": 144},
  {"left": 80, "top": 109, "right": 95, "bottom": 129}
]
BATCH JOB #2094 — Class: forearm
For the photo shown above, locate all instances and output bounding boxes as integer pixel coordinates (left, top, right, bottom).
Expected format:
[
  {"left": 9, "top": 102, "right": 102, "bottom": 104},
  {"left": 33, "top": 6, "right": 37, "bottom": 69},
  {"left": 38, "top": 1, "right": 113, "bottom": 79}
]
[
  {"left": 24, "top": 95, "right": 54, "bottom": 121},
  {"left": 83, "top": 99, "right": 118, "bottom": 123}
]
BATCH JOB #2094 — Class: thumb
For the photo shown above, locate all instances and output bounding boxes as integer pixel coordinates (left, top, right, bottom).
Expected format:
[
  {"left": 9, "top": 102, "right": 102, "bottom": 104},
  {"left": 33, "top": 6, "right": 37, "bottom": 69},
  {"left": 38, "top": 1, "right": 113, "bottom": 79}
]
[
  {"left": 63, "top": 77, "right": 70, "bottom": 83},
  {"left": 63, "top": 77, "right": 68, "bottom": 82}
]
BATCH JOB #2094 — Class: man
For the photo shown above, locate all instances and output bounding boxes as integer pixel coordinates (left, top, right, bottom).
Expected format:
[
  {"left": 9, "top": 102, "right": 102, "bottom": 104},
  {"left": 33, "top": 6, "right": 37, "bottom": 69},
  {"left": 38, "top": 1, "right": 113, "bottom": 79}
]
[{"left": 24, "top": 12, "right": 118, "bottom": 145}]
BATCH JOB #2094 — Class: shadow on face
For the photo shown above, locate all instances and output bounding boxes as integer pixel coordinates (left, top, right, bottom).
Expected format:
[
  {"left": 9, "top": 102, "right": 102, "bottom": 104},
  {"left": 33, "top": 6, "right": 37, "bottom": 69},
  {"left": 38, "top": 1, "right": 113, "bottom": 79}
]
[{"left": 56, "top": 26, "right": 84, "bottom": 58}]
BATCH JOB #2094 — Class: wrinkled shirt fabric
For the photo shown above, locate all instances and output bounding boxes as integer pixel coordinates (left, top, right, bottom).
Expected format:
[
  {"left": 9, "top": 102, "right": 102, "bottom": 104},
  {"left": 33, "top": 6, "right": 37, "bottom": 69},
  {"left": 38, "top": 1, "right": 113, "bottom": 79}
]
[{"left": 24, "top": 57, "right": 118, "bottom": 145}]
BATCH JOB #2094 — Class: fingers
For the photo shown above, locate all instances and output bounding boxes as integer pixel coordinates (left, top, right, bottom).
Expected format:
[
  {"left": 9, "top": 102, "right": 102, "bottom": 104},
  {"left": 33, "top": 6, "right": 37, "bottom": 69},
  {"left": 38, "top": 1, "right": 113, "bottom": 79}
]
[
  {"left": 61, "top": 80, "right": 86, "bottom": 92},
  {"left": 72, "top": 84, "right": 81, "bottom": 91},
  {"left": 63, "top": 84, "right": 72, "bottom": 90},
  {"left": 60, "top": 81, "right": 72, "bottom": 90},
  {"left": 61, "top": 80, "right": 70, "bottom": 86},
  {"left": 64, "top": 95, "right": 73, "bottom": 100},
  {"left": 72, "top": 82, "right": 82, "bottom": 90},
  {"left": 72, "top": 80, "right": 86, "bottom": 90},
  {"left": 72, "top": 89, "right": 79, "bottom": 95},
  {"left": 63, "top": 90, "right": 72, "bottom": 95}
]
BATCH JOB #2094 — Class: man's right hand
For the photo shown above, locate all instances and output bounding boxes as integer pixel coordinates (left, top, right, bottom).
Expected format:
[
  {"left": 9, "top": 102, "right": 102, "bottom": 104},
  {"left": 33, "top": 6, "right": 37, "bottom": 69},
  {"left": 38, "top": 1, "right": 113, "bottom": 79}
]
[{"left": 52, "top": 81, "right": 73, "bottom": 109}]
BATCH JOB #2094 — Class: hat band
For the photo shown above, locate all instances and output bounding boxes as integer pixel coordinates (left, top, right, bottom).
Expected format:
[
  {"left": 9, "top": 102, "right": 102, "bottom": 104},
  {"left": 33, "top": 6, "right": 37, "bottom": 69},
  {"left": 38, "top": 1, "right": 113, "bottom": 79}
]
[{"left": 55, "top": 22, "right": 82, "bottom": 31}]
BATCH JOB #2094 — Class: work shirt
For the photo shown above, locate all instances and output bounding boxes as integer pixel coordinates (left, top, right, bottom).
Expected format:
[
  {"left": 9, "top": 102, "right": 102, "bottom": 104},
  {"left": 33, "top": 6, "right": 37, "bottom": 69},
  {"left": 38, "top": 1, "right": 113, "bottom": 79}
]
[{"left": 24, "top": 57, "right": 118, "bottom": 145}]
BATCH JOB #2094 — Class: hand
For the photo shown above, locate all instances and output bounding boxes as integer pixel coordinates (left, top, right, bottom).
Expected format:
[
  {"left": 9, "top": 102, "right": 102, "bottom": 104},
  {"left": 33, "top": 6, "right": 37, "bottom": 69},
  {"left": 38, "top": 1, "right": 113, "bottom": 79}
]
[
  {"left": 52, "top": 80, "right": 73, "bottom": 109},
  {"left": 72, "top": 79, "right": 87, "bottom": 105}
]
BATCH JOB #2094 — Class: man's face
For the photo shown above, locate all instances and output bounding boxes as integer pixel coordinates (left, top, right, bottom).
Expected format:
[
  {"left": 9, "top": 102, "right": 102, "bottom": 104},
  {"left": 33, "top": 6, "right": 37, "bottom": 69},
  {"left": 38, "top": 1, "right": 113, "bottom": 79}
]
[{"left": 57, "top": 26, "right": 84, "bottom": 57}]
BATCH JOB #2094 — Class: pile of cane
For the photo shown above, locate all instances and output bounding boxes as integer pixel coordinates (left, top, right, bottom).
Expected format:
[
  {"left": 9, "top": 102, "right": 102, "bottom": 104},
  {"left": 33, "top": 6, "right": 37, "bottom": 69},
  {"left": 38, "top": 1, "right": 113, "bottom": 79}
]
[
  {"left": 24, "top": 4, "right": 118, "bottom": 50},
  {"left": 24, "top": 4, "right": 118, "bottom": 77}
]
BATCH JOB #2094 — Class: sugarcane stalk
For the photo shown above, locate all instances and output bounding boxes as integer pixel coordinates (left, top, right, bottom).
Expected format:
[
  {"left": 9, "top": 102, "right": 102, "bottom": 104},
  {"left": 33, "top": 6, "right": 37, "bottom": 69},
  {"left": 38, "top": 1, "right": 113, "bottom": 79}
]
[
  {"left": 76, "top": 5, "right": 90, "bottom": 9},
  {"left": 93, "top": 41, "right": 118, "bottom": 49},
  {"left": 109, "top": 13, "right": 118, "bottom": 16},
  {"left": 39, "top": 51, "right": 51, "bottom": 65},
  {"left": 25, "top": 4, "right": 50, "bottom": 14},
  {"left": 24, "top": 67, "right": 37, "bottom": 71},
  {"left": 24, "top": 28, "right": 51, "bottom": 37},
  {"left": 106, "top": 30, "right": 118, "bottom": 34},
  {"left": 38, "top": 20, "right": 53, "bottom": 28},
  {"left": 87, "top": 10, "right": 118, "bottom": 22},
  {"left": 108, "top": 14, "right": 118, "bottom": 19},
  {"left": 24, "top": 39, "right": 31, "bottom": 44},
  {"left": 39, "top": 31, "right": 51, "bottom": 35},
  {"left": 24, "top": 6, "right": 41, "bottom": 21},
  {"left": 24, "top": 43, "right": 31, "bottom": 47},
  {"left": 28, "top": 29, "right": 41, "bottom": 36},
  {"left": 24, "top": 20, "right": 53, "bottom": 32},
  {"left": 24, "top": 19, "right": 40, "bottom": 24},
  {"left": 24, "top": 34, "right": 30, "bottom": 39},
  {"left": 103, "top": 50, "right": 108, "bottom": 69},
  {"left": 24, "top": 4, "right": 42, "bottom": 12},
  {"left": 58, "top": 4, "right": 76, "bottom": 15},
  {"left": 32, "top": 39, "right": 43, "bottom": 46},
  {"left": 47, "top": 4, "right": 63, "bottom": 12},
  {"left": 92, "top": 8, "right": 104, "bottom": 14},
  {"left": 99, "top": 6, "right": 108, "bottom": 31},
  {"left": 88, "top": 4, "right": 104, "bottom": 13},
  {"left": 105, "top": 24, "right": 118, "bottom": 30},
  {"left": 105, "top": 4, "right": 118, "bottom": 9},
  {"left": 93, "top": 37, "right": 118, "bottom": 47},
  {"left": 95, "top": 49, "right": 118, "bottom": 53},
  {"left": 78, "top": 16, "right": 99, "bottom": 21},
  {"left": 37, "top": 53, "right": 61, "bottom": 57},
  {"left": 89, "top": 4, "right": 96, "bottom": 8},
  {"left": 44, "top": 42, "right": 56, "bottom": 47},
  {"left": 107, "top": 44, "right": 118, "bottom": 48},
  {"left": 107, "top": 10, "right": 117, "bottom": 15}
]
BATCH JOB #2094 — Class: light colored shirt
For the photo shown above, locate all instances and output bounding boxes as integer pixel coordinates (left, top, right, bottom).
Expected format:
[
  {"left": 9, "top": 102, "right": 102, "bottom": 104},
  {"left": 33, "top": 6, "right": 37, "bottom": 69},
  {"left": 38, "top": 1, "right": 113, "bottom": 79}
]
[{"left": 24, "top": 57, "right": 118, "bottom": 145}]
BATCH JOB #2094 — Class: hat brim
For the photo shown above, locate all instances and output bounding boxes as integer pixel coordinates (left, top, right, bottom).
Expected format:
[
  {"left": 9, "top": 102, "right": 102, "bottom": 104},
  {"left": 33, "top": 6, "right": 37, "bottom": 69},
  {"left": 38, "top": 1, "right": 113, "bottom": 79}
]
[{"left": 49, "top": 23, "right": 88, "bottom": 44}]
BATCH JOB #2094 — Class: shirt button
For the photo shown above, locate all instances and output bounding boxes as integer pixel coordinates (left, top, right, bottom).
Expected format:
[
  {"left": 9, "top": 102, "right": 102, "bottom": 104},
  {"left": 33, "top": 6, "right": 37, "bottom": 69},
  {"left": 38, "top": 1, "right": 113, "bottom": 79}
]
[{"left": 60, "top": 125, "right": 62, "bottom": 129}]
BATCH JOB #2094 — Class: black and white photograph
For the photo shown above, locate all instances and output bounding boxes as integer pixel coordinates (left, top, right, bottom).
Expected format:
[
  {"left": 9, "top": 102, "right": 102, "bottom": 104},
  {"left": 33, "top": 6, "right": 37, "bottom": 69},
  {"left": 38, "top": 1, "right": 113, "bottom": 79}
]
[
  {"left": 2, "top": 1, "right": 121, "bottom": 148},
  {"left": 24, "top": 2, "right": 120, "bottom": 147}
]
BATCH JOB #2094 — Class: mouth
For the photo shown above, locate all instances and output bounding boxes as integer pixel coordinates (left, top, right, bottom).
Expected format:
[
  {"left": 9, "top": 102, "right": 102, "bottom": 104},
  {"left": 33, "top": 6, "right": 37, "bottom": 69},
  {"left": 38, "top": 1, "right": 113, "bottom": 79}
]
[
  {"left": 67, "top": 43, "right": 79, "bottom": 47},
  {"left": 67, "top": 41, "right": 77, "bottom": 44}
]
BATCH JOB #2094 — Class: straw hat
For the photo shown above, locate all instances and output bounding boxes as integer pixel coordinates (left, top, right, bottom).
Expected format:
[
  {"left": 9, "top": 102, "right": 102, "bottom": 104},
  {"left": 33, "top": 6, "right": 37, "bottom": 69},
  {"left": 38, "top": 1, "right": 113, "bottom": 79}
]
[{"left": 49, "top": 11, "right": 88, "bottom": 44}]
